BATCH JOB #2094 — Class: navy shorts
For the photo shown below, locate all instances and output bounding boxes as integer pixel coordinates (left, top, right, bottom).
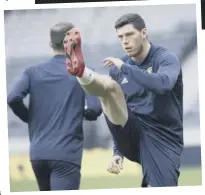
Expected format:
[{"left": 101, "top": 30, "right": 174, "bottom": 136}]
[
  {"left": 104, "top": 107, "right": 180, "bottom": 187},
  {"left": 104, "top": 107, "right": 141, "bottom": 163},
  {"left": 31, "top": 160, "right": 81, "bottom": 191}
]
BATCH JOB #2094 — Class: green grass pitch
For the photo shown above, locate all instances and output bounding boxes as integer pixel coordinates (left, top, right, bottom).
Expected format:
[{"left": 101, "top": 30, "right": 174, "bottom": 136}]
[{"left": 10, "top": 167, "right": 202, "bottom": 192}]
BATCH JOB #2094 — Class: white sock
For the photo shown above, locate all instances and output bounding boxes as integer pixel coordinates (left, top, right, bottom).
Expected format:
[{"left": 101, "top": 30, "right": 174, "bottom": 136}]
[{"left": 77, "top": 67, "right": 95, "bottom": 85}]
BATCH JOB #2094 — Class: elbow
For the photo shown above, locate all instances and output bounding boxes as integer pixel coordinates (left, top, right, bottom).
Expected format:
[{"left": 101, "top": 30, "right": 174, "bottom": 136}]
[
  {"left": 99, "top": 108, "right": 103, "bottom": 116},
  {"left": 89, "top": 100, "right": 102, "bottom": 117},
  {"left": 84, "top": 106, "right": 102, "bottom": 121},
  {"left": 7, "top": 94, "right": 15, "bottom": 107},
  {"left": 7, "top": 94, "right": 21, "bottom": 108},
  {"left": 155, "top": 77, "right": 176, "bottom": 95},
  {"left": 92, "top": 106, "right": 102, "bottom": 118},
  {"left": 155, "top": 85, "right": 172, "bottom": 95},
  {"left": 96, "top": 105, "right": 102, "bottom": 116},
  {"left": 97, "top": 108, "right": 102, "bottom": 117}
]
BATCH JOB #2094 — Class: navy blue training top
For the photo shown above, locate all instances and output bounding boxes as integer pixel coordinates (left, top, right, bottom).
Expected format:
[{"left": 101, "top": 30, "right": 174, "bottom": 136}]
[
  {"left": 110, "top": 43, "right": 183, "bottom": 158},
  {"left": 7, "top": 55, "right": 102, "bottom": 166}
]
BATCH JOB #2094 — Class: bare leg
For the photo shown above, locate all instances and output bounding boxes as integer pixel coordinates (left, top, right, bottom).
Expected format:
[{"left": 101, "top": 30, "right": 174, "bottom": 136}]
[
  {"left": 63, "top": 29, "right": 128, "bottom": 127},
  {"left": 78, "top": 70, "right": 128, "bottom": 127}
]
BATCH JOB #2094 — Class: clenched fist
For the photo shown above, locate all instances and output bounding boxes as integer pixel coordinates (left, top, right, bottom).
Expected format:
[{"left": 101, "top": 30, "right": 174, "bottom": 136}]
[{"left": 107, "top": 155, "right": 123, "bottom": 175}]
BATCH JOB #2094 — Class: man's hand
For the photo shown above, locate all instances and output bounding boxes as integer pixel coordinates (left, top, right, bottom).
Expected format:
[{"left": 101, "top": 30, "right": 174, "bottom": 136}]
[
  {"left": 103, "top": 57, "right": 124, "bottom": 69},
  {"left": 107, "top": 155, "right": 123, "bottom": 175}
]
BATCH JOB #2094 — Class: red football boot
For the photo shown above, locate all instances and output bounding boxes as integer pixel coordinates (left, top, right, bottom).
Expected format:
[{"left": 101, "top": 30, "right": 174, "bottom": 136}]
[{"left": 64, "top": 28, "right": 85, "bottom": 77}]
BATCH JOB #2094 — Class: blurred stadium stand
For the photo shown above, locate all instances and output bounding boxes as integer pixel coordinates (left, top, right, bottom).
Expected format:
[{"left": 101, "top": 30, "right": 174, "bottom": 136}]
[{"left": 5, "top": 5, "right": 201, "bottom": 167}]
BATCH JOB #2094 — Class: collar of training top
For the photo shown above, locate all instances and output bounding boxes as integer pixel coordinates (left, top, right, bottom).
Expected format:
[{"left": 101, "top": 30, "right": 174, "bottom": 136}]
[{"left": 127, "top": 42, "right": 156, "bottom": 66}]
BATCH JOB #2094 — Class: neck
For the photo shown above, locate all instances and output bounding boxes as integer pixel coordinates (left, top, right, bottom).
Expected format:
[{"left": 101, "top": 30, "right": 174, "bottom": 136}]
[
  {"left": 53, "top": 50, "right": 65, "bottom": 56},
  {"left": 131, "top": 41, "right": 151, "bottom": 62}
]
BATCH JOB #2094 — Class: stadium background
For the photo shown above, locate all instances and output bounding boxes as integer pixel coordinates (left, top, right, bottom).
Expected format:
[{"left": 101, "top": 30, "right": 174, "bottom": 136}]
[{"left": 4, "top": 4, "right": 202, "bottom": 192}]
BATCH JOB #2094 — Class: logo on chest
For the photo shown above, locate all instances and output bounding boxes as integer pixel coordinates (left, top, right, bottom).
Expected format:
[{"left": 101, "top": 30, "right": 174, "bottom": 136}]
[
  {"left": 121, "top": 77, "right": 128, "bottom": 84},
  {"left": 147, "top": 67, "right": 152, "bottom": 73}
]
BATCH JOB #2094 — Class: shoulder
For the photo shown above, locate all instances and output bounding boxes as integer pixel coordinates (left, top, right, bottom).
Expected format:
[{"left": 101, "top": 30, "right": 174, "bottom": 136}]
[
  {"left": 153, "top": 45, "right": 180, "bottom": 64},
  {"left": 25, "top": 58, "right": 51, "bottom": 75}
]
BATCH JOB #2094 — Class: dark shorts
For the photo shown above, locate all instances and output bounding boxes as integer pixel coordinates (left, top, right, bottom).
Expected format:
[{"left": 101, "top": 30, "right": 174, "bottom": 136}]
[
  {"left": 104, "top": 107, "right": 180, "bottom": 187},
  {"left": 104, "top": 107, "right": 141, "bottom": 163},
  {"left": 31, "top": 160, "right": 81, "bottom": 191}
]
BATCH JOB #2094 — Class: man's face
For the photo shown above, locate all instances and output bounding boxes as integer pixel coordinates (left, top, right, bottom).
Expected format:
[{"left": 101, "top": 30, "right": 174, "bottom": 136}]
[{"left": 116, "top": 23, "right": 147, "bottom": 57}]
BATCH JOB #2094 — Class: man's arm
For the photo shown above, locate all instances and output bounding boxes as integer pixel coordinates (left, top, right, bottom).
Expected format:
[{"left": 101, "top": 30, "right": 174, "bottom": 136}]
[
  {"left": 113, "top": 137, "right": 123, "bottom": 157},
  {"left": 120, "top": 52, "right": 180, "bottom": 94},
  {"left": 7, "top": 69, "right": 30, "bottom": 123}
]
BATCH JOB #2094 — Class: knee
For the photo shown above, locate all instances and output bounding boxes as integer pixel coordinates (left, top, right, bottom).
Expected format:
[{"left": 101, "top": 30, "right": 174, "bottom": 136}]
[{"left": 104, "top": 78, "right": 120, "bottom": 94}]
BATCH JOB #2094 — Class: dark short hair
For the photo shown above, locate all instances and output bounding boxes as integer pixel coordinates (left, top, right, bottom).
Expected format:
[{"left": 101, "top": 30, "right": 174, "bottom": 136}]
[
  {"left": 115, "top": 13, "right": 146, "bottom": 31},
  {"left": 50, "top": 22, "right": 74, "bottom": 51}
]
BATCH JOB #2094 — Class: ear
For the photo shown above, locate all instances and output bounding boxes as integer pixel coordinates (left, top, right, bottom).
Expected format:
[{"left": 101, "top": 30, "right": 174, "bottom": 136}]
[{"left": 141, "top": 28, "right": 148, "bottom": 40}]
